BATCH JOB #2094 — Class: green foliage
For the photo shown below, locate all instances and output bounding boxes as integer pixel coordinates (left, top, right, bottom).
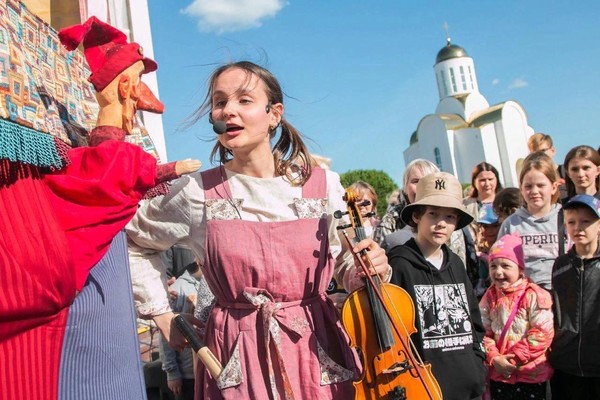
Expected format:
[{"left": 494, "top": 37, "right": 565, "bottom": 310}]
[{"left": 339, "top": 169, "right": 398, "bottom": 216}]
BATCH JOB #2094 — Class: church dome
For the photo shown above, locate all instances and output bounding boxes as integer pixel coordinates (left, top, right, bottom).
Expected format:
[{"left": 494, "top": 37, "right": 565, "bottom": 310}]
[{"left": 436, "top": 41, "right": 468, "bottom": 64}]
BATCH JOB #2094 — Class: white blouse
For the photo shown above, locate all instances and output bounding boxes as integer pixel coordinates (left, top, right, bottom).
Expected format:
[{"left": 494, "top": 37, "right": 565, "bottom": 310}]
[{"left": 126, "top": 167, "right": 361, "bottom": 317}]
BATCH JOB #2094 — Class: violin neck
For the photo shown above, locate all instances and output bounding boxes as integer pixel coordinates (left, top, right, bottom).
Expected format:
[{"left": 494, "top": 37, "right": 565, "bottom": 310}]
[
  {"left": 353, "top": 225, "right": 395, "bottom": 348},
  {"left": 355, "top": 227, "right": 367, "bottom": 242},
  {"left": 366, "top": 274, "right": 395, "bottom": 349}
]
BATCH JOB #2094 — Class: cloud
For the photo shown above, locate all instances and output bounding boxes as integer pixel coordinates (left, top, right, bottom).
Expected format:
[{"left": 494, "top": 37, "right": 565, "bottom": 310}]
[
  {"left": 182, "top": 0, "right": 288, "bottom": 34},
  {"left": 491, "top": 78, "right": 500, "bottom": 86},
  {"left": 508, "top": 77, "right": 528, "bottom": 90}
]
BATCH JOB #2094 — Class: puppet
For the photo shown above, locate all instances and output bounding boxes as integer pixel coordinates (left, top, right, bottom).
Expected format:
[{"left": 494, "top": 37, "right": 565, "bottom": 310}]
[{"left": 0, "top": 15, "right": 199, "bottom": 400}]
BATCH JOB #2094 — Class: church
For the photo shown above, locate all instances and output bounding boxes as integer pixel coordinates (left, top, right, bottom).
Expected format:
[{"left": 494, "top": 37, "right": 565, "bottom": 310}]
[{"left": 403, "top": 39, "right": 534, "bottom": 187}]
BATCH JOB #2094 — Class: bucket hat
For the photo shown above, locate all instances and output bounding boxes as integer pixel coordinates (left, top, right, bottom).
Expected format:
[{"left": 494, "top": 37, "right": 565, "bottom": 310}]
[{"left": 401, "top": 171, "right": 473, "bottom": 230}]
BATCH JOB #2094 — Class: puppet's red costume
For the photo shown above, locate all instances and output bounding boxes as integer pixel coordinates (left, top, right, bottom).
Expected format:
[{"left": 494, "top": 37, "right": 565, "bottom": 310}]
[{"left": 0, "top": 13, "right": 181, "bottom": 400}]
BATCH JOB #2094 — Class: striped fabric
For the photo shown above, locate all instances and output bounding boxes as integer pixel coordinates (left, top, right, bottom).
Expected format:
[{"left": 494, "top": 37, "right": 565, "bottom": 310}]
[
  {"left": 58, "top": 231, "right": 147, "bottom": 400},
  {"left": 0, "top": 165, "right": 76, "bottom": 400}
]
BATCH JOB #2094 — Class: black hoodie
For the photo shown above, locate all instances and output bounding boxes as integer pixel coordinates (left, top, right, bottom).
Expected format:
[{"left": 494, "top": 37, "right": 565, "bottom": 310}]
[{"left": 388, "top": 238, "right": 487, "bottom": 400}]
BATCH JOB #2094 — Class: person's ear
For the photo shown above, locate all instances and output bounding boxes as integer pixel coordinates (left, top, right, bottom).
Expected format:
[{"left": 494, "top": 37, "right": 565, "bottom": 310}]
[
  {"left": 269, "top": 102, "right": 283, "bottom": 127},
  {"left": 118, "top": 74, "right": 133, "bottom": 100},
  {"left": 412, "top": 212, "right": 420, "bottom": 225},
  {"left": 551, "top": 180, "right": 559, "bottom": 195}
]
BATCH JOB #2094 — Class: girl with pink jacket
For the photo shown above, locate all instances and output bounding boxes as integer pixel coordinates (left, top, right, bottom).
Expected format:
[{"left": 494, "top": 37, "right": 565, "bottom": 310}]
[{"left": 479, "top": 233, "right": 554, "bottom": 400}]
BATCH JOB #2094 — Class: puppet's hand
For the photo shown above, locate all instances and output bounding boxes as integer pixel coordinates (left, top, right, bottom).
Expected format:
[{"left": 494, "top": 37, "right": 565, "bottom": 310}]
[{"left": 175, "top": 159, "right": 201, "bottom": 175}]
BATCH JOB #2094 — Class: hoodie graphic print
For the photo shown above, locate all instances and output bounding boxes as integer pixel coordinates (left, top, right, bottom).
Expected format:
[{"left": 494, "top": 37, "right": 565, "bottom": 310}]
[{"left": 416, "top": 282, "right": 475, "bottom": 351}]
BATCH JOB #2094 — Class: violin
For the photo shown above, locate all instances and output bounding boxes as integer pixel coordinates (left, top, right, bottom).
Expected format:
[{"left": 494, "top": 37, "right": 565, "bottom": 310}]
[{"left": 335, "top": 188, "right": 442, "bottom": 400}]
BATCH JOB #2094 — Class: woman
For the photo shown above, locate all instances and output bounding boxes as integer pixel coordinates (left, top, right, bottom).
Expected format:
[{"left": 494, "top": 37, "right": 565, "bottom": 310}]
[
  {"left": 563, "top": 145, "right": 600, "bottom": 201},
  {"left": 464, "top": 162, "right": 503, "bottom": 218},
  {"left": 463, "top": 162, "right": 503, "bottom": 254},
  {"left": 126, "top": 61, "right": 390, "bottom": 399},
  {"left": 461, "top": 162, "right": 503, "bottom": 295},
  {"left": 379, "top": 158, "right": 439, "bottom": 244},
  {"left": 348, "top": 180, "right": 382, "bottom": 241}
]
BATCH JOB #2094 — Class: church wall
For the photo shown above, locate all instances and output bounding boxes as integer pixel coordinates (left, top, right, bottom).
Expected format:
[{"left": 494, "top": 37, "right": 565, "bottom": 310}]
[
  {"left": 463, "top": 92, "right": 490, "bottom": 120},
  {"left": 404, "top": 115, "right": 453, "bottom": 173},
  {"left": 435, "top": 97, "right": 466, "bottom": 117},
  {"left": 497, "top": 102, "right": 532, "bottom": 186},
  {"left": 480, "top": 124, "right": 505, "bottom": 185},
  {"left": 453, "top": 127, "right": 486, "bottom": 184}
]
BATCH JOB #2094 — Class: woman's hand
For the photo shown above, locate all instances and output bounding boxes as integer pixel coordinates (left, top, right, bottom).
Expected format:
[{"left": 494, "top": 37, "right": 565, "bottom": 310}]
[
  {"left": 153, "top": 312, "right": 205, "bottom": 352},
  {"left": 492, "top": 354, "right": 517, "bottom": 378},
  {"left": 167, "top": 378, "right": 183, "bottom": 396},
  {"left": 352, "top": 238, "right": 390, "bottom": 278}
]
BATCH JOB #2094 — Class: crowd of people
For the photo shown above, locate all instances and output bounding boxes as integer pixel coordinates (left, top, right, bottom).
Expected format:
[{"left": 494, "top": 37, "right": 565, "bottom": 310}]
[
  {"left": 128, "top": 59, "right": 599, "bottom": 400},
  {"left": 2, "top": 16, "right": 598, "bottom": 399},
  {"left": 350, "top": 135, "right": 599, "bottom": 400}
]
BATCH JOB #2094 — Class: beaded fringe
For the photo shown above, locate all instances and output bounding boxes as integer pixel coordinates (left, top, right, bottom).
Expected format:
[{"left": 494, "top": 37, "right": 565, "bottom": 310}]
[{"left": 0, "top": 119, "right": 69, "bottom": 171}]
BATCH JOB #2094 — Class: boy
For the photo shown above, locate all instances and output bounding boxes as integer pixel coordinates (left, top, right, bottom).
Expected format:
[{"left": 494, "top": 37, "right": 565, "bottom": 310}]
[
  {"left": 388, "top": 172, "right": 487, "bottom": 400},
  {"left": 550, "top": 194, "right": 600, "bottom": 399}
]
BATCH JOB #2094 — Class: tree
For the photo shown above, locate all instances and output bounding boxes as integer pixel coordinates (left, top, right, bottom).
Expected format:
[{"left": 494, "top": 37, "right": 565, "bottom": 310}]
[{"left": 339, "top": 169, "right": 398, "bottom": 217}]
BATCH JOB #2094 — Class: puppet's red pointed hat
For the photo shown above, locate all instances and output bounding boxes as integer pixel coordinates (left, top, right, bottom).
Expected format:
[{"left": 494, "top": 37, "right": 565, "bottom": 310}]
[{"left": 58, "top": 16, "right": 157, "bottom": 92}]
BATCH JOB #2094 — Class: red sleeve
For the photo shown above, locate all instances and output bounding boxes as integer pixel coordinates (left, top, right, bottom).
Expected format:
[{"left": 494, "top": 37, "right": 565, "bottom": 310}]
[
  {"left": 156, "top": 162, "right": 178, "bottom": 183},
  {"left": 44, "top": 140, "right": 158, "bottom": 290}
]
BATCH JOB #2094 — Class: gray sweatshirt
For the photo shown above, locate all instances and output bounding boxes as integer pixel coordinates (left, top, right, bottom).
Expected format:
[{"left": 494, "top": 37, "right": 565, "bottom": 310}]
[{"left": 497, "top": 204, "right": 563, "bottom": 290}]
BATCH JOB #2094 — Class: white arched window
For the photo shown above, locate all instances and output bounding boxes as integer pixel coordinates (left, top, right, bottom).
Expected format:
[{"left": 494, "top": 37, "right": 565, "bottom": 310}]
[
  {"left": 449, "top": 68, "right": 457, "bottom": 92},
  {"left": 459, "top": 66, "right": 467, "bottom": 90}
]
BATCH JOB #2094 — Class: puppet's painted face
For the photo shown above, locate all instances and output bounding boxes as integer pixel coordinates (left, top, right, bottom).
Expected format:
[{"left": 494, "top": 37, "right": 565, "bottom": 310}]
[{"left": 121, "top": 61, "right": 152, "bottom": 134}]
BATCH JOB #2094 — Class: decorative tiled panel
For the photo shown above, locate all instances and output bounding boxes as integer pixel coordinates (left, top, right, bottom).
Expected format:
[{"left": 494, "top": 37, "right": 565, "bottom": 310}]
[
  {"left": 0, "top": 0, "right": 161, "bottom": 163},
  {"left": 0, "top": 0, "right": 97, "bottom": 146}
]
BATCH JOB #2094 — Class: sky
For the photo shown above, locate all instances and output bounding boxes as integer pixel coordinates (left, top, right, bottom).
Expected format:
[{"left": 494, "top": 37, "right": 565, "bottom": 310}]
[{"left": 147, "top": 0, "right": 600, "bottom": 187}]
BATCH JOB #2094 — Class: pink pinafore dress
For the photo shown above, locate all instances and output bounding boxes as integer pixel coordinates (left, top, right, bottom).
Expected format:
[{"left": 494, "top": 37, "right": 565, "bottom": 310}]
[{"left": 196, "top": 167, "right": 358, "bottom": 399}]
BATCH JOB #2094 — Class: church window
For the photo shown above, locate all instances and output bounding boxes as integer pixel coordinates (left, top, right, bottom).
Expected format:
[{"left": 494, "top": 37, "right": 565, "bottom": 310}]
[
  {"left": 468, "top": 66, "right": 475, "bottom": 90},
  {"left": 449, "top": 68, "right": 457, "bottom": 92},
  {"left": 434, "top": 148, "right": 443, "bottom": 169},
  {"left": 459, "top": 66, "right": 467, "bottom": 90},
  {"left": 438, "top": 71, "right": 448, "bottom": 96}
]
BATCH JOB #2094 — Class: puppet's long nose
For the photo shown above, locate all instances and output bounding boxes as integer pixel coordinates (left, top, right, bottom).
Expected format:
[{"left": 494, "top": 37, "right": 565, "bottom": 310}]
[{"left": 136, "top": 81, "right": 164, "bottom": 114}]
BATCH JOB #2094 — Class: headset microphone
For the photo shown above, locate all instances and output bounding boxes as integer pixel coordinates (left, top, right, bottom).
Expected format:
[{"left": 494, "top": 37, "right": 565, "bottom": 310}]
[
  {"left": 212, "top": 120, "right": 227, "bottom": 135},
  {"left": 209, "top": 111, "right": 227, "bottom": 134}
]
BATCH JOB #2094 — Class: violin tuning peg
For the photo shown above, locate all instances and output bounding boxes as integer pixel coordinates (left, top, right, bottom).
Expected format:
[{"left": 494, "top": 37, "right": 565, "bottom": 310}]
[
  {"left": 333, "top": 210, "right": 347, "bottom": 219},
  {"left": 336, "top": 223, "right": 352, "bottom": 230}
]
